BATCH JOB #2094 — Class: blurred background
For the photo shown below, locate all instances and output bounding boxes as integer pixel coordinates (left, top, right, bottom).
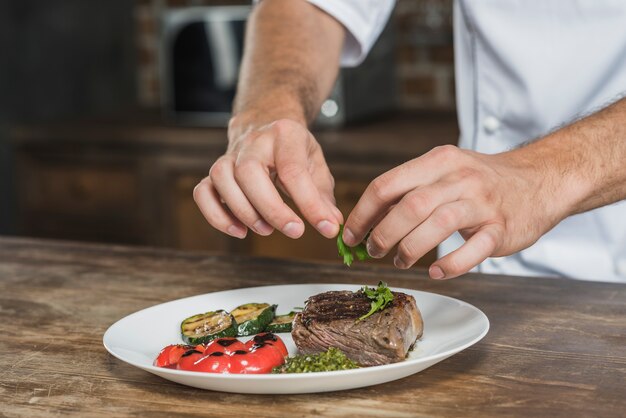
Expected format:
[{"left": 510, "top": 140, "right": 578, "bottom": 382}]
[{"left": 2, "top": 0, "right": 458, "bottom": 266}]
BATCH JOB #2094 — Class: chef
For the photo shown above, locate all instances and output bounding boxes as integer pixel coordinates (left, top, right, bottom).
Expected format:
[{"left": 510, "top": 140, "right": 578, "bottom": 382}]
[{"left": 193, "top": 0, "right": 626, "bottom": 283}]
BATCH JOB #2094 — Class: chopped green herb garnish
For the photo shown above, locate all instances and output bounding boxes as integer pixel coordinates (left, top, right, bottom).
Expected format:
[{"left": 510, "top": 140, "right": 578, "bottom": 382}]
[
  {"left": 337, "top": 224, "right": 371, "bottom": 267},
  {"left": 358, "top": 281, "right": 394, "bottom": 321},
  {"left": 272, "top": 347, "right": 359, "bottom": 374}
]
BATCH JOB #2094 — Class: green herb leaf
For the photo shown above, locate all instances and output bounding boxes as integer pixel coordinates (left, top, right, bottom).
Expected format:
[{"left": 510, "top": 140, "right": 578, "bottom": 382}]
[
  {"left": 337, "top": 224, "right": 371, "bottom": 267},
  {"left": 354, "top": 244, "right": 369, "bottom": 261},
  {"left": 358, "top": 281, "right": 394, "bottom": 321}
]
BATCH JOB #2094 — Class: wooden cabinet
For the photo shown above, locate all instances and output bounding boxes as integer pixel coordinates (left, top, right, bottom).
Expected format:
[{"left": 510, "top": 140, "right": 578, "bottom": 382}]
[
  {"left": 11, "top": 113, "right": 457, "bottom": 266},
  {"left": 16, "top": 149, "right": 143, "bottom": 244}
]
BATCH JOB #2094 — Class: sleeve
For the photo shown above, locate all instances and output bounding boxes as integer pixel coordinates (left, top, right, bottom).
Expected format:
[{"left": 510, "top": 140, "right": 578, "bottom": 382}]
[{"left": 253, "top": 0, "right": 396, "bottom": 67}]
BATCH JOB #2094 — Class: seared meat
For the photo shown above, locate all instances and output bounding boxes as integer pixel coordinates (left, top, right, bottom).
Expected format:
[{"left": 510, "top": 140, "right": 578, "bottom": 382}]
[{"left": 291, "top": 290, "right": 423, "bottom": 366}]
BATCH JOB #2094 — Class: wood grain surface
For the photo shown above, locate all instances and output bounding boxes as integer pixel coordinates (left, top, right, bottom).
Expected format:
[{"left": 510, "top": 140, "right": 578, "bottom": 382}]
[{"left": 0, "top": 237, "right": 625, "bottom": 418}]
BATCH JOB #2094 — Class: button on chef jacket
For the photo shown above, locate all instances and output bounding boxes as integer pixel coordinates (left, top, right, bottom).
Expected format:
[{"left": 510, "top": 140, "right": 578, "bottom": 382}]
[{"left": 256, "top": 0, "right": 626, "bottom": 282}]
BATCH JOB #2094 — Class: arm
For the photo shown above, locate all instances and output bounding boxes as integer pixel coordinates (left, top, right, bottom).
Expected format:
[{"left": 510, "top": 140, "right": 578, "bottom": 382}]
[
  {"left": 232, "top": 0, "right": 343, "bottom": 130},
  {"left": 523, "top": 97, "right": 626, "bottom": 216},
  {"left": 342, "top": 96, "right": 626, "bottom": 279},
  {"left": 194, "top": 0, "right": 345, "bottom": 239}
]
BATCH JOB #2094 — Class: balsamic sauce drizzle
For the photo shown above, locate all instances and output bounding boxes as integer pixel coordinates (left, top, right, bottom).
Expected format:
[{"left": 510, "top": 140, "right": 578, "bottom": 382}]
[
  {"left": 216, "top": 338, "right": 238, "bottom": 347},
  {"left": 181, "top": 349, "right": 203, "bottom": 357}
]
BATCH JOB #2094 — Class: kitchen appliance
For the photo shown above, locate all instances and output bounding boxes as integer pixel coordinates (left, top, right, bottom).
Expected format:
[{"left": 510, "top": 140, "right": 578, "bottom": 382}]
[{"left": 161, "top": 6, "right": 396, "bottom": 127}]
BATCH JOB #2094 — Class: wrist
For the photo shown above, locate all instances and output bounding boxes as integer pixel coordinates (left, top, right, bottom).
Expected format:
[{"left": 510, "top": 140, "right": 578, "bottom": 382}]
[
  {"left": 508, "top": 131, "right": 592, "bottom": 222},
  {"left": 229, "top": 98, "right": 308, "bottom": 141}
]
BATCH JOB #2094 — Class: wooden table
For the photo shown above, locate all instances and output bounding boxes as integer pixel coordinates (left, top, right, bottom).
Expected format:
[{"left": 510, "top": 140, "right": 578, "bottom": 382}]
[{"left": 1, "top": 238, "right": 625, "bottom": 417}]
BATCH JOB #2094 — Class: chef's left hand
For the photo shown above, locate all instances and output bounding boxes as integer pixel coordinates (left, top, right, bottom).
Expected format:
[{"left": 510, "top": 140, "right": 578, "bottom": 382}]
[{"left": 342, "top": 145, "right": 567, "bottom": 279}]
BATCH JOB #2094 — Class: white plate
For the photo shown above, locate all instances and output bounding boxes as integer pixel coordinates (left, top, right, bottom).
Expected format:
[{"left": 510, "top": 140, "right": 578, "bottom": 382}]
[{"left": 103, "top": 284, "right": 489, "bottom": 394}]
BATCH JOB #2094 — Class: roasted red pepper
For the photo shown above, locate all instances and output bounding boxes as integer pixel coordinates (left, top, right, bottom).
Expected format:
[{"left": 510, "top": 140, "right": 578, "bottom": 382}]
[
  {"left": 158, "top": 333, "right": 286, "bottom": 374},
  {"left": 245, "top": 332, "right": 288, "bottom": 357},
  {"left": 204, "top": 337, "right": 246, "bottom": 355},
  {"left": 240, "top": 344, "right": 285, "bottom": 373},
  {"left": 154, "top": 344, "right": 203, "bottom": 368},
  {"left": 175, "top": 348, "right": 205, "bottom": 370},
  {"left": 191, "top": 352, "right": 232, "bottom": 373}
]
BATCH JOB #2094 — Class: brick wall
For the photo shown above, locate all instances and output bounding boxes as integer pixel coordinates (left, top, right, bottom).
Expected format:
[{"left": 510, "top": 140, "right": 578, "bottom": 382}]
[
  {"left": 134, "top": 0, "right": 455, "bottom": 111},
  {"left": 394, "top": 0, "right": 454, "bottom": 110}
]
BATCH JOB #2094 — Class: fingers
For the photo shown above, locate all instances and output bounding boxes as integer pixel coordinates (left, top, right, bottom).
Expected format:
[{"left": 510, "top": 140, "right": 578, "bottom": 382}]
[
  {"left": 430, "top": 224, "right": 502, "bottom": 280},
  {"left": 209, "top": 157, "right": 274, "bottom": 236},
  {"left": 342, "top": 166, "right": 413, "bottom": 246},
  {"left": 193, "top": 176, "right": 248, "bottom": 239},
  {"left": 389, "top": 196, "right": 504, "bottom": 279},
  {"left": 198, "top": 118, "right": 344, "bottom": 240},
  {"left": 234, "top": 151, "right": 306, "bottom": 239},
  {"left": 365, "top": 181, "right": 464, "bottom": 258},
  {"left": 392, "top": 200, "right": 488, "bottom": 269},
  {"left": 343, "top": 145, "right": 460, "bottom": 246},
  {"left": 309, "top": 147, "right": 344, "bottom": 225},
  {"left": 273, "top": 126, "right": 342, "bottom": 238}
]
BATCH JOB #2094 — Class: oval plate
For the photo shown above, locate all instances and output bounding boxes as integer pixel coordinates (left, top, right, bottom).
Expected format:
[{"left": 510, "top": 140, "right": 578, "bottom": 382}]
[{"left": 103, "top": 284, "right": 489, "bottom": 394}]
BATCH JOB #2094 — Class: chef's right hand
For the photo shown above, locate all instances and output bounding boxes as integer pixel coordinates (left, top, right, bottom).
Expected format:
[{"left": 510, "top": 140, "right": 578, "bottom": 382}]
[{"left": 193, "top": 117, "right": 343, "bottom": 240}]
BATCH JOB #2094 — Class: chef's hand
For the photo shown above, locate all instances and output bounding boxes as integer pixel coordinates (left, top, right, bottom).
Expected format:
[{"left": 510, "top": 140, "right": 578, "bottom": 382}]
[
  {"left": 342, "top": 145, "right": 565, "bottom": 279},
  {"left": 193, "top": 117, "right": 343, "bottom": 240}
]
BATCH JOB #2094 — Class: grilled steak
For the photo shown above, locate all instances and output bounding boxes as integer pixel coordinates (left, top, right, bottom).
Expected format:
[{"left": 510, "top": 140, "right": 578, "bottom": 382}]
[{"left": 291, "top": 290, "right": 423, "bottom": 366}]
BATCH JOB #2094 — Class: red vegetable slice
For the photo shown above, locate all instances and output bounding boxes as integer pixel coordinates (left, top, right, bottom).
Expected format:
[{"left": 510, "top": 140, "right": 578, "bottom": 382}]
[
  {"left": 251, "top": 344, "right": 285, "bottom": 368},
  {"left": 204, "top": 337, "right": 247, "bottom": 355},
  {"left": 234, "top": 344, "right": 283, "bottom": 374},
  {"left": 245, "top": 332, "right": 288, "bottom": 357},
  {"left": 176, "top": 349, "right": 205, "bottom": 371},
  {"left": 234, "top": 350, "right": 265, "bottom": 374},
  {"left": 192, "top": 352, "right": 232, "bottom": 373},
  {"left": 157, "top": 332, "right": 287, "bottom": 374},
  {"left": 155, "top": 344, "right": 201, "bottom": 368}
]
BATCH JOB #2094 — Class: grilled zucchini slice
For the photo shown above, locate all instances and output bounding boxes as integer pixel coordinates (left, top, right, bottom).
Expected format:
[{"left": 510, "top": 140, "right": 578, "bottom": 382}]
[
  {"left": 265, "top": 311, "right": 296, "bottom": 333},
  {"left": 231, "top": 303, "right": 276, "bottom": 336},
  {"left": 180, "top": 310, "right": 237, "bottom": 344}
]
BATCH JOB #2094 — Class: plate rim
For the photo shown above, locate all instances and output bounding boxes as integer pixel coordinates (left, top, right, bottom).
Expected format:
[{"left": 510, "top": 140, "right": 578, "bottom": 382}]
[{"left": 103, "top": 283, "right": 489, "bottom": 380}]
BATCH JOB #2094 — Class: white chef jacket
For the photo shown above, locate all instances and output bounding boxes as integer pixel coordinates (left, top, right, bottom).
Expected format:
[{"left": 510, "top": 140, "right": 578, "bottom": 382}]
[{"left": 253, "top": 0, "right": 626, "bottom": 282}]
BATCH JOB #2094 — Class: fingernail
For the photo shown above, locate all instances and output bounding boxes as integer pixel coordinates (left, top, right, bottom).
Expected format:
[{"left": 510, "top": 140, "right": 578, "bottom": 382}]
[
  {"left": 429, "top": 266, "right": 445, "bottom": 280},
  {"left": 253, "top": 219, "right": 273, "bottom": 235},
  {"left": 283, "top": 221, "right": 304, "bottom": 239},
  {"left": 343, "top": 227, "right": 356, "bottom": 246},
  {"left": 227, "top": 225, "right": 247, "bottom": 239},
  {"left": 316, "top": 220, "right": 338, "bottom": 238},
  {"left": 394, "top": 255, "right": 407, "bottom": 269},
  {"left": 332, "top": 207, "right": 344, "bottom": 224},
  {"left": 367, "top": 240, "right": 382, "bottom": 259}
]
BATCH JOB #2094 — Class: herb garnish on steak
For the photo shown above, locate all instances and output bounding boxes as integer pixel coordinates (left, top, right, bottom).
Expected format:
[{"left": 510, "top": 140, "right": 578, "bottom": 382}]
[
  {"left": 291, "top": 288, "right": 423, "bottom": 366},
  {"left": 359, "top": 281, "right": 395, "bottom": 321}
]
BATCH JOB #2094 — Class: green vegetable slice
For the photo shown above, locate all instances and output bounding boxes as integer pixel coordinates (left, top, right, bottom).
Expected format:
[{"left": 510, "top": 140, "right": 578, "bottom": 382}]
[
  {"left": 337, "top": 224, "right": 371, "bottom": 267},
  {"left": 265, "top": 311, "right": 296, "bottom": 333},
  {"left": 231, "top": 303, "right": 276, "bottom": 336},
  {"left": 180, "top": 310, "right": 237, "bottom": 344}
]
